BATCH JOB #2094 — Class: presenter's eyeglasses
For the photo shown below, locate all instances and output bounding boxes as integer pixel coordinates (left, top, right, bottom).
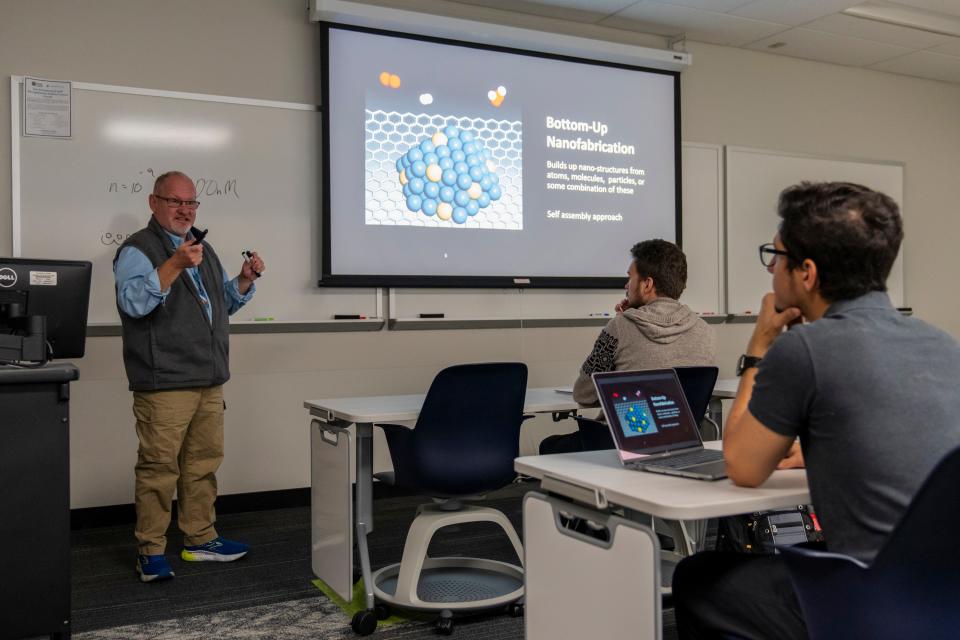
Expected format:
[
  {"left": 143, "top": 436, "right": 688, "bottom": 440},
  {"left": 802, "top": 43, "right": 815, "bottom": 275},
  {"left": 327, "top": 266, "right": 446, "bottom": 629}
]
[
  {"left": 153, "top": 194, "right": 200, "bottom": 209},
  {"left": 758, "top": 243, "right": 795, "bottom": 268}
]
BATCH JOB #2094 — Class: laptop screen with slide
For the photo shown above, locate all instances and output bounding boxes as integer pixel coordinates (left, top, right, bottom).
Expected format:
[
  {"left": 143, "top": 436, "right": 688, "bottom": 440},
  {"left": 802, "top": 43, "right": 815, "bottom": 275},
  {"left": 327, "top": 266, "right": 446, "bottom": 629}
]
[{"left": 593, "top": 369, "right": 704, "bottom": 458}]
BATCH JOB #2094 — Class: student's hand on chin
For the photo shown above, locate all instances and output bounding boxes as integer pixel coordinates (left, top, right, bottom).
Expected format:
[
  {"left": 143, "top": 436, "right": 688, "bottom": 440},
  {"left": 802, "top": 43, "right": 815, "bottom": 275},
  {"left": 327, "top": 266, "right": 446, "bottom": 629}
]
[{"left": 748, "top": 293, "right": 802, "bottom": 356}]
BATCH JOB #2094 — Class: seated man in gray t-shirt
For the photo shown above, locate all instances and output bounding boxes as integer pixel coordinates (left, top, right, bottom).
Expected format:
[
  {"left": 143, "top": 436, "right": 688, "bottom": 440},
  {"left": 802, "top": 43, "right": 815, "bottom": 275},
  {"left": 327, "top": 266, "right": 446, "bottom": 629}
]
[{"left": 672, "top": 181, "right": 960, "bottom": 640}]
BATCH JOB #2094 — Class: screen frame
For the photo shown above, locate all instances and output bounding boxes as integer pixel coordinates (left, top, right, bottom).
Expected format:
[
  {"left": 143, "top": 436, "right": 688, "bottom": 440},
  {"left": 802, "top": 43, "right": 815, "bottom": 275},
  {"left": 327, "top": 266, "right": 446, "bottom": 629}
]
[{"left": 319, "top": 21, "right": 682, "bottom": 288}]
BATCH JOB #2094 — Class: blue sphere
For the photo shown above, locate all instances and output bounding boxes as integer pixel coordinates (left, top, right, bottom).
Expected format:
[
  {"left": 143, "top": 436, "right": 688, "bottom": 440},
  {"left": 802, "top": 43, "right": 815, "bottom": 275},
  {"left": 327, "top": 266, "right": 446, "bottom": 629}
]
[
  {"left": 419, "top": 140, "right": 435, "bottom": 154},
  {"left": 403, "top": 183, "right": 412, "bottom": 198},
  {"left": 447, "top": 137, "right": 462, "bottom": 151},
  {"left": 466, "top": 154, "right": 481, "bottom": 167},
  {"left": 421, "top": 198, "right": 438, "bottom": 216},
  {"left": 478, "top": 193, "right": 491, "bottom": 207},
  {"left": 452, "top": 207, "right": 469, "bottom": 224},
  {"left": 462, "top": 142, "right": 476, "bottom": 155},
  {"left": 436, "top": 145, "right": 451, "bottom": 158},
  {"left": 423, "top": 181, "right": 440, "bottom": 199},
  {"left": 410, "top": 160, "right": 427, "bottom": 178},
  {"left": 469, "top": 166, "right": 484, "bottom": 181},
  {"left": 423, "top": 152, "right": 438, "bottom": 165},
  {"left": 456, "top": 173, "right": 473, "bottom": 190},
  {"left": 439, "top": 186, "right": 455, "bottom": 203},
  {"left": 460, "top": 130, "right": 474, "bottom": 143},
  {"left": 441, "top": 169, "right": 458, "bottom": 186},
  {"left": 444, "top": 125, "right": 460, "bottom": 139},
  {"left": 408, "top": 177, "right": 425, "bottom": 194},
  {"left": 479, "top": 175, "right": 493, "bottom": 191},
  {"left": 396, "top": 157, "right": 405, "bottom": 172},
  {"left": 439, "top": 157, "right": 454, "bottom": 170},
  {"left": 451, "top": 149, "right": 466, "bottom": 162},
  {"left": 466, "top": 200, "right": 480, "bottom": 216},
  {"left": 406, "top": 194, "right": 423, "bottom": 211},
  {"left": 453, "top": 161, "right": 469, "bottom": 175},
  {"left": 490, "top": 172, "right": 500, "bottom": 184},
  {"left": 401, "top": 154, "right": 411, "bottom": 167},
  {"left": 454, "top": 190, "right": 470, "bottom": 207},
  {"left": 406, "top": 148, "right": 423, "bottom": 163},
  {"left": 488, "top": 185, "right": 502, "bottom": 201}
]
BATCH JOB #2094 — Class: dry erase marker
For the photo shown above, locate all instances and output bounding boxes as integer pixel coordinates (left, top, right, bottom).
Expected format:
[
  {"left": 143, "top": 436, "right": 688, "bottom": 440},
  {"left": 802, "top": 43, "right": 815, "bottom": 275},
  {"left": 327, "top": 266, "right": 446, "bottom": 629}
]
[
  {"left": 254, "top": 316, "right": 274, "bottom": 321},
  {"left": 242, "top": 250, "right": 262, "bottom": 278},
  {"left": 333, "top": 314, "right": 367, "bottom": 319}
]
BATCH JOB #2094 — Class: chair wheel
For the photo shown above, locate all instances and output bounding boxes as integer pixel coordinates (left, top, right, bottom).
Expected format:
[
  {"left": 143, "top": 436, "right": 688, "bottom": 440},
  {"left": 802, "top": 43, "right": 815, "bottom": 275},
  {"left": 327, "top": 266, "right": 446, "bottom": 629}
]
[
  {"left": 374, "top": 603, "right": 391, "bottom": 620},
  {"left": 509, "top": 602, "right": 524, "bottom": 617},
  {"left": 351, "top": 610, "right": 377, "bottom": 636},
  {"left": 435, "top": 617, "right": 454, "bottom": 635}
]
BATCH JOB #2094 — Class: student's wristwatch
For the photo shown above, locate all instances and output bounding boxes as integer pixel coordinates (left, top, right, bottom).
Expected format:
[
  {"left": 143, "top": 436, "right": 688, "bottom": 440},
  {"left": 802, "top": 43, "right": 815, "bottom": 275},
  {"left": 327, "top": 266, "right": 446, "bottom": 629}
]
[{"left": 736, "top": 354, "right": 762, "bottom": 376}]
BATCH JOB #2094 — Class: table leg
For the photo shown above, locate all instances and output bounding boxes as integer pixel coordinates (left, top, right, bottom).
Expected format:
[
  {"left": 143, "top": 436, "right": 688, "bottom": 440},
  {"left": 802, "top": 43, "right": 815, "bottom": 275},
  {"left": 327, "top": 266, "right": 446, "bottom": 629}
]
[{"left": 355, "top": 422, "right": 375, "bottom": 609}]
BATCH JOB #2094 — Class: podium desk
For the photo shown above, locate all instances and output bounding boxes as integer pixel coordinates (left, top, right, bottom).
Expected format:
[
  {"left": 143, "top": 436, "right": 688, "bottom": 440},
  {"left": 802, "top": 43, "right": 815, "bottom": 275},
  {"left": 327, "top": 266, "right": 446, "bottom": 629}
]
[
  {"left": 0, "top": 363, "right": 78, "bottom": 640},
  {"left": 515, "top": 444, "right": 810, "bottom": 639},
  {"left": 304, "top": 388, "right": 580, "bottom": 610}
]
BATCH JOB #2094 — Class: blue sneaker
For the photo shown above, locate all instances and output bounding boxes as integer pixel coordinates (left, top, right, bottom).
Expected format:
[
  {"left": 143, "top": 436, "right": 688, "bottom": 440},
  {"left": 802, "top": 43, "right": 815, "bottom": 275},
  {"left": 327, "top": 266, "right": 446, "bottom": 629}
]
[
  {"left": 181, "top": 536, "right": 249, "bottom": 562},
  {"left": 137, "top": 554, "right": 175, "bottom": 583}
]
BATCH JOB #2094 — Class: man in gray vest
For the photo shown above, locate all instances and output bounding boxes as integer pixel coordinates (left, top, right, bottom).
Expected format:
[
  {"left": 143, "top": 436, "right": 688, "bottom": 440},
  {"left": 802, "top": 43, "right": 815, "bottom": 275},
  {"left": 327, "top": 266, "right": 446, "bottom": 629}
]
[{"left": 114, "top": 170, "right": 265, "bottom": 583}]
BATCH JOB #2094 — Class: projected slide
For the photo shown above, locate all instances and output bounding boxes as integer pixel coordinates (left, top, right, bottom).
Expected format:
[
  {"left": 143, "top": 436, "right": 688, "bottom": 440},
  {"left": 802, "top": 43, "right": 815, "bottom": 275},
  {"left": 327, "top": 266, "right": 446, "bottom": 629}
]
[{"left": 325, "top": 26, "right": 678, "bottom": 282}]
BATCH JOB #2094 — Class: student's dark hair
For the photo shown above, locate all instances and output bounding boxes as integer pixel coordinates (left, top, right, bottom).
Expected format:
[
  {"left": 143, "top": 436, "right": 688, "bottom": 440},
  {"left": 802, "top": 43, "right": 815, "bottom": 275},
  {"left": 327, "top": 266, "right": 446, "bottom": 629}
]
[
  {"left": 630, "top": 239, "right": 687, "bottom": 300},
  {"left": 777, "top": 181, "right": 903, "bottom": 302}
]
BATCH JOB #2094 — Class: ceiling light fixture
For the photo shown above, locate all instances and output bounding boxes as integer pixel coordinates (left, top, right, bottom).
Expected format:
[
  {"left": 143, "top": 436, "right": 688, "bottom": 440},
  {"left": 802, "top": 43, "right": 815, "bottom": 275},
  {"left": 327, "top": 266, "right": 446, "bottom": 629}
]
[{"left": 842, "top": 1, "right": 960, "bottom": 38}]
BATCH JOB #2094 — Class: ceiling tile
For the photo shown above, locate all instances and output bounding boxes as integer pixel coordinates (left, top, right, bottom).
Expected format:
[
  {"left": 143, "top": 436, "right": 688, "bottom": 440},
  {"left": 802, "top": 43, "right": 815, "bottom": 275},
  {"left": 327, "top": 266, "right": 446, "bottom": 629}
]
[
  {"left": 601, "top": 2, "right": 790, "bottom": 45},
  {"left": 803, "top": 13, "right": 952, "bottom": 48},
  {"left": 929, "top": 36, "right": 960, "bottom": 54},
  {"left": 884, "top": 0, "right": 960, "bottom": 19},
  {"left": 732, "top": 0, "right": 862, "bottom": 26},
  {"left": 443, "top": 0, "right": 641, "bottom": 23},
  {"left": 870, "top": 48, "right": 960, "bottom": 81},
  {"left": 636, "top": 0, "right": 754, "bottom": 11},
  {"left": 745, "top": 27, "right": 915, "bottom": 66}
]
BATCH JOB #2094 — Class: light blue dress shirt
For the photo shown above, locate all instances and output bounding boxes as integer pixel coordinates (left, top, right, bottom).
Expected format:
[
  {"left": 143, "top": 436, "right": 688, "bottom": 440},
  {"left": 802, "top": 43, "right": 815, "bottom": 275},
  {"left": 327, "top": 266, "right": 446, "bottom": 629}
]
[{"left": 114, "top": 229, "right": 254, "bottom": 322}]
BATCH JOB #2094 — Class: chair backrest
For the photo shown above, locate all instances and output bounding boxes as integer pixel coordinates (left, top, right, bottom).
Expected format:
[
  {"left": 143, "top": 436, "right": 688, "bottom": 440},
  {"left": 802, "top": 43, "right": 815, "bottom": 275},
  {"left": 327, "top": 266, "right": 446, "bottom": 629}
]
[
  {"left": 783, "top": 445, "right": 960, "bottom": 639},
  {"left": 673, "top": 365, "right": 719, "bottom": 424},
  {"left": 412, "top": 362, "right": 528, "bottom": 495}
]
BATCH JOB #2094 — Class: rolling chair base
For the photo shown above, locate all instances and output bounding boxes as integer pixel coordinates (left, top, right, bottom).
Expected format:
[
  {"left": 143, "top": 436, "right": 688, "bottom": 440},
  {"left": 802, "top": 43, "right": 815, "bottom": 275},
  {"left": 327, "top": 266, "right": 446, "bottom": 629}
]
[
  {"left": 370, "top": 503, "right": 524, "bottom": 613},
  {"left": 372, "top": 557, "right": 523, "bottom": 612}
]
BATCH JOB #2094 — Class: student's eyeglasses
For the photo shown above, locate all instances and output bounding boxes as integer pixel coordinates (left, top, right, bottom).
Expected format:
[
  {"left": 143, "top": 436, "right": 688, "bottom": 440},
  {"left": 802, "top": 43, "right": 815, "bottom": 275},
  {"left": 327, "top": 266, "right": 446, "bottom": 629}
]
[
  {"left": 758, "top": 243, "right": 795, "bottom": 267},
  {"left": 153, "top": 194, "right": 200, "bottom": 209}
]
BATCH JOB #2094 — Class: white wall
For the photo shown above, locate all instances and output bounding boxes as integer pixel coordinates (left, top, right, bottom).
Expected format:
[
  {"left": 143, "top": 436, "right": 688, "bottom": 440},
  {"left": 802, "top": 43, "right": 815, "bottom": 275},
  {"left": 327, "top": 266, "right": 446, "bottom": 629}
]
[{"left": 1, "top": 0, "right": 958, "bottom": 507}]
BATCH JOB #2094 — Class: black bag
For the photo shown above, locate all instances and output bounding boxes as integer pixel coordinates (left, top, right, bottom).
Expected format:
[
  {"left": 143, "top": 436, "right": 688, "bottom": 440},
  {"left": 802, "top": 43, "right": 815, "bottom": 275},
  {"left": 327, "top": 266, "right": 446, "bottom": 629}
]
[{"left": 716, "top": 504, "right": 824, "bottom": 554}]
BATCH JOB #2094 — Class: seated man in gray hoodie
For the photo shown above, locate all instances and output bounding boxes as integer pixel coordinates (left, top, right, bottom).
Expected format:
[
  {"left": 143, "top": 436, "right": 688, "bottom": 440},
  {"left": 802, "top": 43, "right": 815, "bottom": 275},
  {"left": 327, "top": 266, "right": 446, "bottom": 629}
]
[{"left": 541, "top": 239, "right": 717, "bottom": 454}]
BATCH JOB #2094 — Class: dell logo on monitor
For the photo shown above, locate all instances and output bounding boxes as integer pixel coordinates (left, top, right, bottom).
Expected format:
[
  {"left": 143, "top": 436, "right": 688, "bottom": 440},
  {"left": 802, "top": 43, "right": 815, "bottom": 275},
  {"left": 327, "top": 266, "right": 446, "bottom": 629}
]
[{"left": 0, "top": 268, "right": 17, "bottom": 287}]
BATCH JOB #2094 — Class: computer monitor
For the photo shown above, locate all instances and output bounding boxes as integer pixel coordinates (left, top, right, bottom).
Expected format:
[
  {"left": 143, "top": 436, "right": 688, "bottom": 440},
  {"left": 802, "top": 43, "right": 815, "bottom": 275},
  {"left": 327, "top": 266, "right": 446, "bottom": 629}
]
[{"left": 0, "top": 257, "right": 92, "bottom": 362}]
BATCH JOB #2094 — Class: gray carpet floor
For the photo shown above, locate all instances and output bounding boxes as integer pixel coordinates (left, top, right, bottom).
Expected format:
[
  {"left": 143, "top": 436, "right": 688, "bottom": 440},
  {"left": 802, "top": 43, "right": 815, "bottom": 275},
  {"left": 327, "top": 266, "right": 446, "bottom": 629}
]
[{"left": 70, "top": 483, "right": 680, "bottom": 639}]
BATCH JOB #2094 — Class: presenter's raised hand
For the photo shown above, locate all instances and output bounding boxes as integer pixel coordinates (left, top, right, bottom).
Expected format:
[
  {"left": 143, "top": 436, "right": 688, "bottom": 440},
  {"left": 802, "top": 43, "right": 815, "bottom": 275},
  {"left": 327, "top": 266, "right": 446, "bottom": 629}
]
[
  {"left": 170, "top": 241, "right": 204, "bottom": 269},
  {"left": 240, "top": 251, "right": 265, "bottom": 281}
]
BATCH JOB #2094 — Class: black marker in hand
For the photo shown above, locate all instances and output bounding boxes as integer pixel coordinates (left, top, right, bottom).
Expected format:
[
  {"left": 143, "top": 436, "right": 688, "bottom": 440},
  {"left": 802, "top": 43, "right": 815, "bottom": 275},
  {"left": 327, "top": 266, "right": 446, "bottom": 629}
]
[
  {"left": 190, "top": 227, "right": 209, "bottom": 244},
  {"left": 242, "top": 250, "right": 262, "bottom": 278}
]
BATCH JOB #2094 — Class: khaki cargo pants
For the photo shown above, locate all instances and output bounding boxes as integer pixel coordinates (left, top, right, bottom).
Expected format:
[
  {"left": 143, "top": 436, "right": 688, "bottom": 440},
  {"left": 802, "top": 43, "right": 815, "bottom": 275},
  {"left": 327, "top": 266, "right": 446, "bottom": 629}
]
[{"left": 133, "top": 386, "right": 224, "bottom": 555}]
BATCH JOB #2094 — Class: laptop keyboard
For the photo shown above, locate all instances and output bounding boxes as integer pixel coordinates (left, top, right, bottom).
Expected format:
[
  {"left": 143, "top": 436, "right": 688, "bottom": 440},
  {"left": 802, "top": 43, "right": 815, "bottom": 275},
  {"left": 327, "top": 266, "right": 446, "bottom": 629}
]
[{"left": 629, "top": 448, "right": 724, "bottom": 470}]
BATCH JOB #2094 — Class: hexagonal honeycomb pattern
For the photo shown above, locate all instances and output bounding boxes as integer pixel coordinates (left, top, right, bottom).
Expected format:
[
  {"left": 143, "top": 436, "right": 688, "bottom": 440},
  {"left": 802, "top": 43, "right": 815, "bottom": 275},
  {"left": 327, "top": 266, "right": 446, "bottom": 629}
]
[{"left": 365, "top": 110, "right": 523, "bottom": 230}]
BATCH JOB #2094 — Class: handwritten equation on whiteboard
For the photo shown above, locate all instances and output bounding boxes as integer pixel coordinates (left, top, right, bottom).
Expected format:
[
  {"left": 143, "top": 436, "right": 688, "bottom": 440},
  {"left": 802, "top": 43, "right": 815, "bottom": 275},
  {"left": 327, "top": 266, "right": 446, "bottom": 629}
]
[{"left": 106, "top": 168, "right": 241, "bottom": 199}]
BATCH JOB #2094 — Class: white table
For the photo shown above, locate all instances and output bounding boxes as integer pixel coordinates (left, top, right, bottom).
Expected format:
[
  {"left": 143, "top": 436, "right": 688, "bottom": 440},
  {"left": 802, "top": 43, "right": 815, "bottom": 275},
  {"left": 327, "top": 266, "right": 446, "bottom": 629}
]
[
  {"left": 304, "top": 388, "right": 580, "bottom": 610},
  {"left": 515, "top": 443, "right": 810, "bottom": 639}
]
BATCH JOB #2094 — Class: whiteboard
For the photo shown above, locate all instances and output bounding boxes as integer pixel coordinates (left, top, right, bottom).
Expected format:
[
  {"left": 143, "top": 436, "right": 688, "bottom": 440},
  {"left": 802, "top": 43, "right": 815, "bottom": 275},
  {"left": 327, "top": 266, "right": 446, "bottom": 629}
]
[
  {"left": 725, "top": 147, "right": 905, "bottom": 314},
  {"left": 12, "top": 78, "right": 379, "bottom": 326},
  {"left": 389, "top": 142, "right": 725, "bottom": 321}
]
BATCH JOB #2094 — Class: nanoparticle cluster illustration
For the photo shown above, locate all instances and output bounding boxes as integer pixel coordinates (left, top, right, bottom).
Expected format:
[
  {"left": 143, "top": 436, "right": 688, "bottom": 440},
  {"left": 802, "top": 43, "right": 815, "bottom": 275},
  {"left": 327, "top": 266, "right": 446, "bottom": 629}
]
[{"left": 397, "top": 126, "right": 501, "bottom": 225}]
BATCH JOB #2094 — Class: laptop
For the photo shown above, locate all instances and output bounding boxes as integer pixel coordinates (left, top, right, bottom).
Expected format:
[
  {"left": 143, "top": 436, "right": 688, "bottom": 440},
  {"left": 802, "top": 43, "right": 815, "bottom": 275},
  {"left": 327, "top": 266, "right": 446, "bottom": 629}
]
[{"left": 592, "top": 368, "right": 727, "bottom": 481}]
